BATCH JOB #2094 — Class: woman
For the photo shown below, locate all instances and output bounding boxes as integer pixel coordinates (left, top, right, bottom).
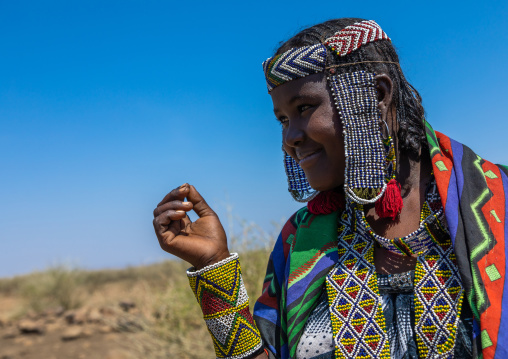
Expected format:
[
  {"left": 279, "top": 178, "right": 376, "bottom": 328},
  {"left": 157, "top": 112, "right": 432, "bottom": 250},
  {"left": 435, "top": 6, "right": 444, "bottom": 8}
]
[{"left": 153, "top": 18, "right": 508, "bottom": 359}]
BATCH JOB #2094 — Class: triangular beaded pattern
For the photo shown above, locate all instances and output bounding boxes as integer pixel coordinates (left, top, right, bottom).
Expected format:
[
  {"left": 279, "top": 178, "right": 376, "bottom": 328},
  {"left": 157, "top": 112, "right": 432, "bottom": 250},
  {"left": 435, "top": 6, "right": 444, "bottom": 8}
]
[
  {"left": 326, "top": 208, "right": 390, "bottom": 359},
  {"left": 188, "top": 258, "right": 262, "bottom": 358},
  {"left": 414, "top": 238, "right": 464, "bottom": 358}
]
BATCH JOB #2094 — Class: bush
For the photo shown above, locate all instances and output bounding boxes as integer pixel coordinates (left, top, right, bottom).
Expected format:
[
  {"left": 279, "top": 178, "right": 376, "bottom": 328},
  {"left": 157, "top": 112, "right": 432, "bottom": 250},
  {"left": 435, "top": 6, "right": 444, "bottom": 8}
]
[{"left": 20, "top": 265, "right": 84, "bottom": 312}]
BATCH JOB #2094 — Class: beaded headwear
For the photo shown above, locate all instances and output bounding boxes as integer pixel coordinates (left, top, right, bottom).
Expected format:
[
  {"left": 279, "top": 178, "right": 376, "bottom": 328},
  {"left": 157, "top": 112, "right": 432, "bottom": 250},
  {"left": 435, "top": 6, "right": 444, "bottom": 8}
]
[{"left": 263, "top": 20, "right": 402, "bottom": 218}]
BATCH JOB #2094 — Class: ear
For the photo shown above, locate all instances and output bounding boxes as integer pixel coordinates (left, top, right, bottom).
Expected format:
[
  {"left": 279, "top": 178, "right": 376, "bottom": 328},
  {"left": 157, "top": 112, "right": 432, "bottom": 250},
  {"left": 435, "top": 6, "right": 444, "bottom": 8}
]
[{"left": 375, "top": 74, "right": 394, "bottom": 125}]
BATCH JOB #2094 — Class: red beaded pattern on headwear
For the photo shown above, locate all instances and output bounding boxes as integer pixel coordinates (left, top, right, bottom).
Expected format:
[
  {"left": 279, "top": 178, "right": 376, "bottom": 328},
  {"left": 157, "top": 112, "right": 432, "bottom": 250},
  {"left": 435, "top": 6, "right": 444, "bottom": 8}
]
[{"left": 324, "top": 20, "right": 390, "bottom": 57}]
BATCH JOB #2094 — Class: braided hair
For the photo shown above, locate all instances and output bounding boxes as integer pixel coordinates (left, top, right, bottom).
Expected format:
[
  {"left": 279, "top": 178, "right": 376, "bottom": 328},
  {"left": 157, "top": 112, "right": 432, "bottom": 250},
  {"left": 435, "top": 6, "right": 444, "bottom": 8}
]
[{"left": 274, "top": 18, "right": 426, "bottom": 156}]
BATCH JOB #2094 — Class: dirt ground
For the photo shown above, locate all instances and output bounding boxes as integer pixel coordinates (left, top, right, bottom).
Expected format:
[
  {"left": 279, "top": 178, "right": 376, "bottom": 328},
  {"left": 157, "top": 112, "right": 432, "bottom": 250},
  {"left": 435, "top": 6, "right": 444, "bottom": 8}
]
[
  {"left": 0, "top": 328, "right": 144, "bottom": 359},
  {"left": 0, "top": 296, "right": 163, "bottom": 359}
]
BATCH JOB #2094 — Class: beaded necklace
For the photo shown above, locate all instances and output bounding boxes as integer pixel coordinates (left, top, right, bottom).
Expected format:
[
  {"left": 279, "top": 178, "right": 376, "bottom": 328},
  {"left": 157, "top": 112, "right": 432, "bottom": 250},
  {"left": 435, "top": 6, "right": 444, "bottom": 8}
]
[
  {"left": 358, "top": 179, "right": 446, "bottom": 257},
  {"left": 325, "top": 180, "right": 464, "bottom": 358}
]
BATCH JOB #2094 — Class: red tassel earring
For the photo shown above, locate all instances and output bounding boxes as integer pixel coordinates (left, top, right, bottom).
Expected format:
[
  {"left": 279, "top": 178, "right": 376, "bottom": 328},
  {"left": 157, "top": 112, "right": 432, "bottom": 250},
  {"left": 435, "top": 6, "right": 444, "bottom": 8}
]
[
  {"left": 375, "top": 178, "right": 403, "bottom": 219},
  {"left": 374, "top": 133, "right": 403, "bottom": 220}
]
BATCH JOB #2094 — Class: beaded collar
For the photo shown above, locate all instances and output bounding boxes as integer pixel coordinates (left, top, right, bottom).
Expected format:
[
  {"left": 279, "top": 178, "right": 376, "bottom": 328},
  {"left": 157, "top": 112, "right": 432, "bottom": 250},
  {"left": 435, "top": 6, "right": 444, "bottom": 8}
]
[
  {"left": 357, "top": 178, "right": 449, "bottom": 256},
  {"left": 325, "top": 179, "right": 464, "bottom": 358}
]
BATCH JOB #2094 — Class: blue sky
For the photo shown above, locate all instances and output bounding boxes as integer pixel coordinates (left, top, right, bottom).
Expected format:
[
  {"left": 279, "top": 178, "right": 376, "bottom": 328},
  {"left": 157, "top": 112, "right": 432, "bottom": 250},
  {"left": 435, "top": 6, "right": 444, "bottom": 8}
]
[{"left": 1, "top": 1, "right": 507, "bottom": 277}]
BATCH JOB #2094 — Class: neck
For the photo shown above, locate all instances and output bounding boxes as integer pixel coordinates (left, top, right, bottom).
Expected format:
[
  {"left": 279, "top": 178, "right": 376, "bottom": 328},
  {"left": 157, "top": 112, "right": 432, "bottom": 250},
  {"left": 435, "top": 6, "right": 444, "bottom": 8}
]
[
  {"left": 397, "top": 148, "right": 432, "bottom": 198},
  {"left": 387, "top": 104, "right": 431, "bottom": 198}
]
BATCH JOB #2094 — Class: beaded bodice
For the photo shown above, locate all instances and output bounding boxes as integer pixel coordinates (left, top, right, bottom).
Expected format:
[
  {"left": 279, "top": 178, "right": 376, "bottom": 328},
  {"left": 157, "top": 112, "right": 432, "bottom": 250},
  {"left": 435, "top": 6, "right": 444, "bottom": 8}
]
[{"left": 325, "top": 177, "right": 464, "bottom": 358}]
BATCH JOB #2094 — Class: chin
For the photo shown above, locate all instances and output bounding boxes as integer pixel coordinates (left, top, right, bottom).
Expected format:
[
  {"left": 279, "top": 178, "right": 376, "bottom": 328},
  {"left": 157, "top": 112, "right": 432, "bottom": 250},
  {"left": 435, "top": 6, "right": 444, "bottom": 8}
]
[
  {"left": 308, "top": 180, "right": 343, "bottom": 192},
  {"left": 307, "top": 177, "right": 344, "bottom": 192}
]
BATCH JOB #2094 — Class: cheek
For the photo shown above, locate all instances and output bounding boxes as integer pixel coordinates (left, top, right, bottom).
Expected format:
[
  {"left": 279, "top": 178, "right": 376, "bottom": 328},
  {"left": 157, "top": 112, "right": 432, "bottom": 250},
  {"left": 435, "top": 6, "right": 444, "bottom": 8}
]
[
  {"left": 314, "top": 102, "right": 341, "bottom": 132},
  {"left": 314, "top": 114, "right": 344, "bottom": 151},
  {"left": 321, "top": 122, "right": 346, "bottom": 174}
]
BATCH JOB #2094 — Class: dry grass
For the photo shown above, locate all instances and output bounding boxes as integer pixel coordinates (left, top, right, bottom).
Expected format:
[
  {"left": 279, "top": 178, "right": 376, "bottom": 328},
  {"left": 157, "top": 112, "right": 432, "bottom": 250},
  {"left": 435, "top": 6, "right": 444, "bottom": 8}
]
[{"left": 0, "top": 222, "right": 278, "bottom": 358}]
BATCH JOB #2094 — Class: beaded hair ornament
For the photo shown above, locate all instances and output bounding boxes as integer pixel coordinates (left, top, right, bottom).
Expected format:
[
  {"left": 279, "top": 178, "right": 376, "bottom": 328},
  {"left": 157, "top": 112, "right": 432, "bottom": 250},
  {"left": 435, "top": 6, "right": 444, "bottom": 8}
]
[{"left": 263, "top": 20, "right": 403, "bottom": 219}]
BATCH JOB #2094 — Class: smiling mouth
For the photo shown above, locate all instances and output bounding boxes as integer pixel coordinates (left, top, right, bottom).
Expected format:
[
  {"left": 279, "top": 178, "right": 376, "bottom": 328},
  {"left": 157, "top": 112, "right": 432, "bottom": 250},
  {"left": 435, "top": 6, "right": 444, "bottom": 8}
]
[{"left": 297, "top": 149, "right": 322, "bottom": 166}]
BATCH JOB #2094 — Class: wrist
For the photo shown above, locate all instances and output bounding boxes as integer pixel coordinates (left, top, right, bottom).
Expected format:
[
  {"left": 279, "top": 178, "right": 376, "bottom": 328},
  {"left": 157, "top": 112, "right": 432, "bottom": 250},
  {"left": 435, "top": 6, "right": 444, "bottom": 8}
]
[{"left": 193, "top": 249, "right": 231, "bottom": 271}]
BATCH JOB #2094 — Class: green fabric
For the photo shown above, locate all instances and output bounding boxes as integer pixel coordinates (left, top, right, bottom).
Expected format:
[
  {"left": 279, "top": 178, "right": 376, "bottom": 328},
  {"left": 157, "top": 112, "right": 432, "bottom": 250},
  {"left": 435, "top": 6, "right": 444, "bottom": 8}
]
[{"left": 286, "top": 209, "right": 340, "bottom": 357}]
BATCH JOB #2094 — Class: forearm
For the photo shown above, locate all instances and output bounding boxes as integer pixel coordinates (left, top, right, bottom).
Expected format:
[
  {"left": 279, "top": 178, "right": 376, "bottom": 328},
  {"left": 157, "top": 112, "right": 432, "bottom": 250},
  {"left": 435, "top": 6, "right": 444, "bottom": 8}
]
[{"left": 187, "top": 253, "right": 265, "bottom": 359}]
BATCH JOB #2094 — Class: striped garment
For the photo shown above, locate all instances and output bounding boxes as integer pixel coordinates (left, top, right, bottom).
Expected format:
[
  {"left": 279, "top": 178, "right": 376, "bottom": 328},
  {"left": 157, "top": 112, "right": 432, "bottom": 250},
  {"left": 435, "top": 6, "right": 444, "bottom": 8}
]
[{"left": 253, "top": 120, "right": 508, "bottom": 358}]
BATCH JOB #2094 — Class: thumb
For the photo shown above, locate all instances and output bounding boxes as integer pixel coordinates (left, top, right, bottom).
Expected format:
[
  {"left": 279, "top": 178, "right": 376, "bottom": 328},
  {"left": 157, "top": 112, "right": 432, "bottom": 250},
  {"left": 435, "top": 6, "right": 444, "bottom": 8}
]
[{"left": 187, "top": 185, "right": 216, "bottom": 218}]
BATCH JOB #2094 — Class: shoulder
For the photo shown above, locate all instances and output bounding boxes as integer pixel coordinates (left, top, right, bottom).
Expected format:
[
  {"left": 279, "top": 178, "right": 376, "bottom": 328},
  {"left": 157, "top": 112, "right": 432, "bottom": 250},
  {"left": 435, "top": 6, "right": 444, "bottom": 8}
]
[
  {"left": 278, "top": 205, "right": 341, "bottom": 253},
  {"left": 272, "top": 206, "right": 308, "bottom": 261},
  {"left": 278, "top": 206, "right": 307, "bottom": 242},
  {"left": 283, "top": 206, "right": 310, "bottom": 233}
]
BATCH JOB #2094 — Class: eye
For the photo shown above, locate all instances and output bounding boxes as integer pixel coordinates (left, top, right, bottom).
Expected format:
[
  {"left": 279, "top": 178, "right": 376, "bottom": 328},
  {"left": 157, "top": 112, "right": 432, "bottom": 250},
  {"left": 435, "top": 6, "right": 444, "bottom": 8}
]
[
  {"left": 276, "top": 116, "right": 289, "bottom": 127},
  {"left": 298, "top": 104, "right": 313, "bottom": 113}
]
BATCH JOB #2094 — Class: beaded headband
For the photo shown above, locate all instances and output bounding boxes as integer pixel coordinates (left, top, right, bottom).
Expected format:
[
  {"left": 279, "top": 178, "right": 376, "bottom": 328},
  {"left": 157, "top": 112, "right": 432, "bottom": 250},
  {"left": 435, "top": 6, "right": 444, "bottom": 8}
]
[
  {"left": 263, "top": 20, "right": 390, "bottom": 92},
  {"left": 263, "top": 20, "right": 403, "bottom": 218}
]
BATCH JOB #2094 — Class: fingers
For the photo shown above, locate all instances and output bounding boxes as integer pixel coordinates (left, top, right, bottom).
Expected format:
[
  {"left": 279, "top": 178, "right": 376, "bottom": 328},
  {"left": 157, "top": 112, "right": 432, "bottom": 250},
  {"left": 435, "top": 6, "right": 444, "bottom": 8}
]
[
  {"left": 157, "top": 184, "right": 190, "bottom": 207},
  {"left": 153, "top": 200, "right": 193, "bottom": 218},
  {"left": 153, "top": 217, "right": 186, "bottom": 252},
  {"left": 187, "top": 185, "right": 216, "bottom": 218},
  {"left": 154, "top": 209, "right": 187, "bottom": 226}
]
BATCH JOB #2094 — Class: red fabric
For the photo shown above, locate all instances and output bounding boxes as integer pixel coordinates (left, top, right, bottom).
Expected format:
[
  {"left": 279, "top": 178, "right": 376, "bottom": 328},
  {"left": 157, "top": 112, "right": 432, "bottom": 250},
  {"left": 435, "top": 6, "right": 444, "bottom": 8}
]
[
  {"left": 477, "top": 162, "right": 506, "bottom": 359},
  {"left": 307, "top": 191, "right": 344, "bottom": 215},
  {"left": 433, "top": 132, "right": 454, "bottom": 211}
]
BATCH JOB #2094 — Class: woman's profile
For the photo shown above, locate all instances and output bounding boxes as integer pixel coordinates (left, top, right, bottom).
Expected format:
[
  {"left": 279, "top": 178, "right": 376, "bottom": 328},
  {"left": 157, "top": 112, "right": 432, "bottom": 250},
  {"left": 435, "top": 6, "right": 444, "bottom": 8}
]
[{"left": 153, "top": 18, "right": 507, "bottom": 359}]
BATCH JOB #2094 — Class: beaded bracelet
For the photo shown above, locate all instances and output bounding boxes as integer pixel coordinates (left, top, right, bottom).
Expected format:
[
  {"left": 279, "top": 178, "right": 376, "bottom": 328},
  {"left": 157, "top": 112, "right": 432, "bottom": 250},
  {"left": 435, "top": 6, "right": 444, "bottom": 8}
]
[{"left": 187, "top": 254, "right": 263, "bottom": 359}]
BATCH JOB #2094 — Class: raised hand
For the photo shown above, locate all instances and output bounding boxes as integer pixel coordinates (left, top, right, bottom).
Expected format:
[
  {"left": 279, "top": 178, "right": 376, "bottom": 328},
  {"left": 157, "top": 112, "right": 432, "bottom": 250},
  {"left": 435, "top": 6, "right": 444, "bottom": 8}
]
[{"left": 153, "top": 184, "right": 230, "bottom": 270}]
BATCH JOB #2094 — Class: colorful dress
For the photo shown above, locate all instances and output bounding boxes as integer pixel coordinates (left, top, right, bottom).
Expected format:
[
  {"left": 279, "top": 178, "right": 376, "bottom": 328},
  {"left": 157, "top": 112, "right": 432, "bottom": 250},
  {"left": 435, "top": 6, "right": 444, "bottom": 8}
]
[{"left": 253, "top": 123, "right": 508, "bottom": 359}]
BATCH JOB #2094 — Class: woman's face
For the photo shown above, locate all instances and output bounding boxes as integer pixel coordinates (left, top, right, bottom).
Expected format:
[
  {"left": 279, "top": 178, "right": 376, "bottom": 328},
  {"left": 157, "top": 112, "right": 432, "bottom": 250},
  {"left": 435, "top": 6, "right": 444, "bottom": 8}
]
[{"left": 271, "top": 73, "right": 345, "bottom": 192}]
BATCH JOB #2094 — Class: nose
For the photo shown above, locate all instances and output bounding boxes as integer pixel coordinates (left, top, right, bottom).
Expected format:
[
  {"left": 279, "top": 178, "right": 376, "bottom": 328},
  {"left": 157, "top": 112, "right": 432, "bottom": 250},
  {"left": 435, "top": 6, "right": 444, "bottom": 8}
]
[{"left": 283, "top": 120, "right": 305, "bottom": 148}]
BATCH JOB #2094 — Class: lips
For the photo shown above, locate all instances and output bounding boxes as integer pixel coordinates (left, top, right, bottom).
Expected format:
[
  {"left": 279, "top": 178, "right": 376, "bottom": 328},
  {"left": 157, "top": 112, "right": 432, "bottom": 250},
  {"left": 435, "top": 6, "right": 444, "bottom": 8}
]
[{"left": 297, "top": 149, "right": 323, "bottom": 167}]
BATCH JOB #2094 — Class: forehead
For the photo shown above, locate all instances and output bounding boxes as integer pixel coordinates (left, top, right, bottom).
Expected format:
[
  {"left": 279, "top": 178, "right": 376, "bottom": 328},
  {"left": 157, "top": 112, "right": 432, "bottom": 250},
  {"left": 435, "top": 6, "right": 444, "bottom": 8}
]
[{"left": 270, "top": 73, "right": 328, "bottom": 107}]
